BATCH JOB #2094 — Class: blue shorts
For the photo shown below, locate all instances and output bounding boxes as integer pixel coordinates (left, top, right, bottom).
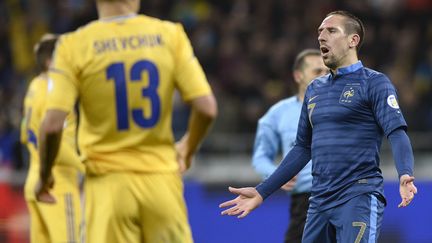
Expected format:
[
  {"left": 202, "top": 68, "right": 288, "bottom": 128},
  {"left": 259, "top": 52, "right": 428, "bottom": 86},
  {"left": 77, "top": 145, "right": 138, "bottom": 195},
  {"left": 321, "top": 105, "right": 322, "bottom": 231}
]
[{"left": 302, "top": 193, "right": 385, "bottom": 243}]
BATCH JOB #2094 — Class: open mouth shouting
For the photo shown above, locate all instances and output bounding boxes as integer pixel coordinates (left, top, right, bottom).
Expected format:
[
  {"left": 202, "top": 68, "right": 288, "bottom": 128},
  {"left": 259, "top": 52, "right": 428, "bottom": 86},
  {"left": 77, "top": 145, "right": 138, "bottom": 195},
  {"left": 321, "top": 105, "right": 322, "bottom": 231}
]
[{"left": 320, "top": 46, "right": 330, "bottom": 57}]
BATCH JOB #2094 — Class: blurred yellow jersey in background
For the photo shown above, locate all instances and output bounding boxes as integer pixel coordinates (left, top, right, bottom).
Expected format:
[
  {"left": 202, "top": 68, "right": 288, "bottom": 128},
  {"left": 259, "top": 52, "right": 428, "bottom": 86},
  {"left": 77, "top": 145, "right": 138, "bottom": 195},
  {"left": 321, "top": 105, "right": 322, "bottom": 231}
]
[
  {"left": 47, "top": 15, "right": 212, "bottom": 175},
  {"left": 21, "top": 74, "right": 83, "bottom": 243},
  {"left": 21, "top": 74, "right": 83, "bottom": 200}
]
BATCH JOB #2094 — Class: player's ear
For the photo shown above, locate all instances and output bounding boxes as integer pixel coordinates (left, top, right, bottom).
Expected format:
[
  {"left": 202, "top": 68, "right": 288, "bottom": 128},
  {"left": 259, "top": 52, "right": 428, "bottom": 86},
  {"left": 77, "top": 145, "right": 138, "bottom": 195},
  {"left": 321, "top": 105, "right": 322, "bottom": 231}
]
[
  {"left": 293, "top": 70, "right": 303, "bottom": 84},
  {"left": 349, "top": 34, "right": 360, "bottom": 49}
]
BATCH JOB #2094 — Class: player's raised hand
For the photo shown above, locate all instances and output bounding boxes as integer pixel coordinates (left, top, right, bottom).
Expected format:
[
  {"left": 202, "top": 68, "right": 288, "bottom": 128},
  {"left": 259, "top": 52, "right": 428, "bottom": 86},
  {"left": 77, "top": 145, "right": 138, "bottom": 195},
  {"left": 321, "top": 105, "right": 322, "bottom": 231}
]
[
  {"left": 35, "top": 176, "right": 56, "bottom": 204},
  {"left": 219, "top": 187, "right": 263, "bottom": 218},
  {"left": 398, "top": 174, "right": 417, "bottom": 208}
]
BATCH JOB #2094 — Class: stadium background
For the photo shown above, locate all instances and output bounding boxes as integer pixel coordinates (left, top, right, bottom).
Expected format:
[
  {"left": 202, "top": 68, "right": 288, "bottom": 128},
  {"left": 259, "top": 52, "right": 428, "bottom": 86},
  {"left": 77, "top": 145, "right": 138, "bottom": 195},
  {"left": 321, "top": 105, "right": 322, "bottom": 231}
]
[{"left": 0, "top": 0, "right": 431, "bottom": 242}]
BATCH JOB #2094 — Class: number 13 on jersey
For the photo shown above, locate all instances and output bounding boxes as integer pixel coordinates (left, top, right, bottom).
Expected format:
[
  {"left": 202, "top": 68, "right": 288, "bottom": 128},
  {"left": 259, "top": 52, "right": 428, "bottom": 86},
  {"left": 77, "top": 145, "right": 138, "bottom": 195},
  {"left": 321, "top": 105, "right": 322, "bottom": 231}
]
[{"left": 106, "top": 60, "right": 161, "bottom": 131}]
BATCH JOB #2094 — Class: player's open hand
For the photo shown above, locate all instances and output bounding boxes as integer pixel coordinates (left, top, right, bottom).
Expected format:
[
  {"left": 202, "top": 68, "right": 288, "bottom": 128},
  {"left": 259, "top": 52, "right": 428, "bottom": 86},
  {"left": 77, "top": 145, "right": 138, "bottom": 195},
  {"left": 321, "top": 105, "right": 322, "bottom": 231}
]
[
  {"left": 219, "top": 187, "right": 263, "bottom": 218},
  {"left": 398, "top": 174, "right": 417, "bottom": 208},
  {"left": 35, "top": 177, "right": 56, "bottom": 204}
]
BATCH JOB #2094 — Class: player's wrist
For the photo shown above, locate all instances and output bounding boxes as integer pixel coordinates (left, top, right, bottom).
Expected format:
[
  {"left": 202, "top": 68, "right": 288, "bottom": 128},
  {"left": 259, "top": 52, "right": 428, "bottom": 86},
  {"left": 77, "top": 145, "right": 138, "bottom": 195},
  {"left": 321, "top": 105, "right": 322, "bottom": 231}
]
[
  {"left": 39, "top": 170, "right": 52, "bottom": 183},
  {"left": 399, "top": 174, "right": 414, "bottom": 184}
]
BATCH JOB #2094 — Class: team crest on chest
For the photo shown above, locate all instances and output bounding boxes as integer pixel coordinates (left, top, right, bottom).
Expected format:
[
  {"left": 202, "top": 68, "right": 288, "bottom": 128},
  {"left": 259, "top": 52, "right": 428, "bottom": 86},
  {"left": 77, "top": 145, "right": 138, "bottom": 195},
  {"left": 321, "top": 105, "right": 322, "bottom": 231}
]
[{"left": 339, "top": 84, "right": 360, "bottom": 104}]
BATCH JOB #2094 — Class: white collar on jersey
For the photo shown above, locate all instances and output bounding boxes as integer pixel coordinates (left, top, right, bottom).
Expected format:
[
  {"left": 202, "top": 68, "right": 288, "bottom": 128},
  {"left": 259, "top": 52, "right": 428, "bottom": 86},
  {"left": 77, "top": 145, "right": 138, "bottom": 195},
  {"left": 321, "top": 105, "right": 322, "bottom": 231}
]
[{"left": 99, "top": 13, "right": 138, "bottom": 22}]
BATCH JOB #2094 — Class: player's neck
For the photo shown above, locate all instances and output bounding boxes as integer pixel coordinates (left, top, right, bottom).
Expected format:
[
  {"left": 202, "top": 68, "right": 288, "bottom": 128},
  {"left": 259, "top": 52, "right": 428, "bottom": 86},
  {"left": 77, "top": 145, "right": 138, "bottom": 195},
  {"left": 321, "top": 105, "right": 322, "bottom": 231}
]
[
  {"left": 297, "top": 90, "right": 306, "bottom": 102},
  {"left": 97, "top": 2, "right": 138, "bottom": 19},
  {"left": 332, "top": 54, "right": 359, "bottom": 74}
]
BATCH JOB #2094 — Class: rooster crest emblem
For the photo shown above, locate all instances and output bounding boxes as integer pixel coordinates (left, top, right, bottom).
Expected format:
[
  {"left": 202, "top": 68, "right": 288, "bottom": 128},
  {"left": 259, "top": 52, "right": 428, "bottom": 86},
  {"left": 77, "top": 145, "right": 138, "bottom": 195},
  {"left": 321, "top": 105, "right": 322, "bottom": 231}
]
[{"left": 343, "top": 89, "right": 354, "bottom": 99}]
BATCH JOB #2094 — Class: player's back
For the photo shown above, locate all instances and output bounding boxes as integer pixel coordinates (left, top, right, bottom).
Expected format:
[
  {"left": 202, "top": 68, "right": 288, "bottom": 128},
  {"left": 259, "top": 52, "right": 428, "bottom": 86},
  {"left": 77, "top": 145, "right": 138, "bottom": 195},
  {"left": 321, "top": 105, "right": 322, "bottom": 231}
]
[
  {"left": 22, "top": 75, "right": 82, "bottom": 200},
  {"left": 49, "top": 15, "right": 211, "bottom": 174}
]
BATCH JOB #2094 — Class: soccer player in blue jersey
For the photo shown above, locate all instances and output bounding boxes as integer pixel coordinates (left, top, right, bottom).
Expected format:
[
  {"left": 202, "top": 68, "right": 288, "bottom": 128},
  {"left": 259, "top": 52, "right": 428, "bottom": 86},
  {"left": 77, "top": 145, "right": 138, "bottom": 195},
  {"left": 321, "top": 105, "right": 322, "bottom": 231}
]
[
  {"left": 252, "top": 49, "right": 327, "bottom": 243},
  {"left": 220, "top": 10, "right": 417, "bottom": 243}
]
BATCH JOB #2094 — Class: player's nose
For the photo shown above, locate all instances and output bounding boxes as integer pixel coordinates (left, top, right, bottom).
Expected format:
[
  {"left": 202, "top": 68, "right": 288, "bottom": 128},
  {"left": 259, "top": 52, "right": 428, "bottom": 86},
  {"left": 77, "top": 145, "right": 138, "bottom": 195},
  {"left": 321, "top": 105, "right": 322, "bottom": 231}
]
[
  {"left": 318, "top": 33, "right": 326, "bottom": 43},
  {"left": 318, "top": 29, "right": 328, "bottom": 42}
]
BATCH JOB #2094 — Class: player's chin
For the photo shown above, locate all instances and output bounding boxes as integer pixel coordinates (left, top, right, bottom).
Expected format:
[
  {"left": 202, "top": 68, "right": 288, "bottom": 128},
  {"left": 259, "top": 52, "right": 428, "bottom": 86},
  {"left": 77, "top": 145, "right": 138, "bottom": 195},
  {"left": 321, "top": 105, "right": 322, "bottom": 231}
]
[{"left": 323, "top": 59, "right": 337, "bottom": 70}]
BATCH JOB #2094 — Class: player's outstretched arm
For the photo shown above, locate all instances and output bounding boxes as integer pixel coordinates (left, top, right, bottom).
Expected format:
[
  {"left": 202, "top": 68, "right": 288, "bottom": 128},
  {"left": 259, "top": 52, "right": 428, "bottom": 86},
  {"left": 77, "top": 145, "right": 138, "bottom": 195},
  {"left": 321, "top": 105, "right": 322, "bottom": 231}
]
[
  {"left": 398, "top": 174, "right": 417, "bottom": 208},
  {"left": 219, "top": 187, "right": 263, "bottom": 218},
  {"left": 387, "top": 128, "right": 417, "bottom": 207}
]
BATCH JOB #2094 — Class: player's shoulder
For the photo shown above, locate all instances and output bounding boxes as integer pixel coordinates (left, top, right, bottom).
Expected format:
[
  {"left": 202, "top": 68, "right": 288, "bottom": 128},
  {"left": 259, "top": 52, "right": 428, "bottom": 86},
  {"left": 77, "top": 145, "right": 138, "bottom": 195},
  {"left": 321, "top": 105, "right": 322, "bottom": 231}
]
[
  {"left": 141, "top": 15, "right": 185, "bottom": 39},
  {"left": 308, "top": 74, "right": 331, "bottom": 89},
  {"left": 55, "top": 29, "right": 80, "bottom": 48},
  {"left": 25, "top": 75, "right": 48, "bottom": 99},
  {"left": 271, "top": 96, "right": 298, "bottom": 110},
  {"left": 60, "top": 18, "right": 105, "bottom": 42},
  {"left": 29, "top": 75, "right": 48, "bottom": 91},
  {"left": 362, "top": 67, "right": 386, "bottom": 79},
  {"left": 362, "top": 67, "right": 392, "bottom": 87},
  {"left": 139, "top": 14, "right": 178, "bottom": 27}
]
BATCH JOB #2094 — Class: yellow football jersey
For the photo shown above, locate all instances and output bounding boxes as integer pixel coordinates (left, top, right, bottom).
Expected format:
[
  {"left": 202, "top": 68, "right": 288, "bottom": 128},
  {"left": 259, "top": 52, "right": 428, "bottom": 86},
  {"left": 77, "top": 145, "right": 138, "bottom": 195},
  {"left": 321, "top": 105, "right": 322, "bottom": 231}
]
[
  {"left": 21, "top": 74, "right": 83, "bottom": 200},
  {"left": 47, "top": 15, "right": 212, "bottom": 175}
]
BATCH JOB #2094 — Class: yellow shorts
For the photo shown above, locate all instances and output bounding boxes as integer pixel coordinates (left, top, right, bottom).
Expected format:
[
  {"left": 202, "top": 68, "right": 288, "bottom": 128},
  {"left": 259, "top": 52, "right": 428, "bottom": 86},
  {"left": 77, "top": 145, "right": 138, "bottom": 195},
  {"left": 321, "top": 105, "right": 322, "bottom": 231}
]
[
  {"left": 84, "top": 172, "right": 193, "bottom": 243},
  {"left": 26, "top": 166, "right": 82, "bottom": 243}
]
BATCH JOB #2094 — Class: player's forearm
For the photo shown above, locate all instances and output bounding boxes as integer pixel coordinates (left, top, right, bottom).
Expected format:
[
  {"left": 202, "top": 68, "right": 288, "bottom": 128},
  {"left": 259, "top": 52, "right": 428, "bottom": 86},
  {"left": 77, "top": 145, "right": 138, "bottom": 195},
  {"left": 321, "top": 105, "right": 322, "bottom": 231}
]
[
  {"left": 39, "top": 110, "right": 67, "bottom": 183},
  {"left": 39, "top": 129, "right": 62, "bottom": 183},
  {"left": 388, "top": 128, "right": 414, "bottom": 178},
  {"left": 182, "top": 95, "right": 217, "bottom": 157},
  {"left": 255, "top": 144, "right": 311, "bottom": 200}
]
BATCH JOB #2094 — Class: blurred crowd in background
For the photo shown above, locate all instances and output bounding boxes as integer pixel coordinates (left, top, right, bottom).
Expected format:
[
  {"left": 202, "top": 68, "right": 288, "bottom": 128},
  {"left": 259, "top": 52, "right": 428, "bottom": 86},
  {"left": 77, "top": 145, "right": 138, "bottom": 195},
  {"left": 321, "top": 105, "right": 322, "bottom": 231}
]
[{"left": 1, "top": 0, "right": 432, "bottom": 170}]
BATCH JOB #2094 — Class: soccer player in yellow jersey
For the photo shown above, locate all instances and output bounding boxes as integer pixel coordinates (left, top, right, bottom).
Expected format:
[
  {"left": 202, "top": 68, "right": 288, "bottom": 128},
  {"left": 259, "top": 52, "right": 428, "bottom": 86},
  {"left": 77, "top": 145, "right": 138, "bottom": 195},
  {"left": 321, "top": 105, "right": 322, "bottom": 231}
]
[
  {"left": 36, "top": 0, "right": 218, "bottom": 242},
  {"left": 21, "top": 34, "right": 84, "bottom": 243}
]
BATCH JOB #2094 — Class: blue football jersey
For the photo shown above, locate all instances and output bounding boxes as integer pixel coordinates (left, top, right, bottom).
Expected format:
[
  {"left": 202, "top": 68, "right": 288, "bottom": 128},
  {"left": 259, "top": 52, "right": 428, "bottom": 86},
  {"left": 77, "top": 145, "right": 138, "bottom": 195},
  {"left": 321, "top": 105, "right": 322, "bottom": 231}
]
[{"left": 297, "top": 61, "right": 407, "bottom": 212}]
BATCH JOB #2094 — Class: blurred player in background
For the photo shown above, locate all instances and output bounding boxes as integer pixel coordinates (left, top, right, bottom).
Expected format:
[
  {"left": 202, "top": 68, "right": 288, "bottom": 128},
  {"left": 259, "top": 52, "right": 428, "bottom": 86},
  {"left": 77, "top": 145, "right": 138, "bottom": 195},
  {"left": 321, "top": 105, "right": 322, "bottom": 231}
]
[
  {"left": 21, "top": 33, "right": 84, "bottom": 243},
  {"left": 252, "top": 49, "right": 327, "bottom": 243},
  {"left": 221, "top": 10, "right": 417, "bottom": 242},
  {"left": 36, "top": 0, "right": 217, "bottom": 242}
]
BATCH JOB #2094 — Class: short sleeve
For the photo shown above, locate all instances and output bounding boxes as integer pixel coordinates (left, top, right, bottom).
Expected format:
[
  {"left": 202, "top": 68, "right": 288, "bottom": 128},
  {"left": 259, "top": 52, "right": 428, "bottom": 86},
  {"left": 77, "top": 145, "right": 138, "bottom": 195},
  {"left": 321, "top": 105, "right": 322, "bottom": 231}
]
[
  {"left": 47, "top": 34, "right": 79, "bottom": 113},
  {"left": 21, "top": 77, "right": 48, "bottom": 146},
  {"left": 21, "top": 82, "right": 36, "bottom": 144},
  {"left": 173, "top": 24, "right": 211, "bottom": 101},
  {"left": 368, "top": 74, "right": 407, "bottom": 136}
]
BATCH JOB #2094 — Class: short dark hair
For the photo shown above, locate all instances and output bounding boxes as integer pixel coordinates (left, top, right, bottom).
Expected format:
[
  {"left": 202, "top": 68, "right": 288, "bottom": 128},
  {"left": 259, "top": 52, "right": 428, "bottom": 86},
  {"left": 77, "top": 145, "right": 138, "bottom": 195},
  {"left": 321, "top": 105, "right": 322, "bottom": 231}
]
[
  {"left": 292, "top": 49, "right": 321, "bottom": 72},
  {"left": 34, "top": 34, "right": 58, "bottom": 73},
  {"left": 327, "top": 10, "right": 365, "bottom": 51}
]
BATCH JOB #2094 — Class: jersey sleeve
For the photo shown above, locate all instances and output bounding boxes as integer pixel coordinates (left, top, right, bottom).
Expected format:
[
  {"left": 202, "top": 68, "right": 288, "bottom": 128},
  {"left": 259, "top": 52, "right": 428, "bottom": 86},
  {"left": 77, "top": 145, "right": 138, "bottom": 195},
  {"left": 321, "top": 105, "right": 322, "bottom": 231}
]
[
  {"left": 20, "top": 82, "right": 35, "bottom": 144},
  {"left": 47, "top": 34, "right": 79, "bottom": 113},
  {"left": 173, "top": 23, "right": 211, "bottom": 101},
  {"left": 252, "top": 113, "right": 280, "bottom": 179},
  {"left": 295, "top": 88, "right": 313, "bottom": 149},
  {"left": 21, "top": 78, "right": 47, "bottom": 147},
  {"left": 368, "top": 74, "right": 407, "bottom": 137}
]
